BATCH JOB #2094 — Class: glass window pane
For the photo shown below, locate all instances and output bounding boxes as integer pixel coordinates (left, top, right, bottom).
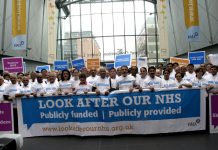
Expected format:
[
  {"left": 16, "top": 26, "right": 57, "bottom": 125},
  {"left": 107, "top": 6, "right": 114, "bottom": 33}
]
[
  {"left": 134, "top": 1, "right": 144, "bottom": 13},
  {"left": 124, "top": 1, "right": 134, "bottom": 13},
  {"left": 81, "top": 15, "right": 91, "bottom": 36},
  {"left": 114, "top": 13, "right": 124, "bottom": 36},
  {"left": 71, "top": 4, "right": 80, "bottom": 16},
  {"left": 61, "top": 17, "right": 70, "bottom": 38},
  {"left": 57, "top": 40, "right": 61, "bottom": 59},
  {"left": 72, "top": 39, "right": 78, "bottom": 59},
  {"left": 114, "top": 36, "right": 125, "bottom": 55},
  {"left": 91, "top": 3, "right": 101, "bottom": 14},
  {"left": 136, "top": 35, "right": 147, "bottom": 57},
  {"left": 82, "top": 38, "right": 93, "bottom": 58},
  {"left": 102, "top": 3, "right": 112, "bottom": 14},
  {"left": 125, "top": 36, "right": 136, "bottom": 59},
  {"left": 71, "top": 16, "right": 81, "bottom": 35},
  {"left": 113, "top": 2, "right": 123, "bottom": 13},
  {"left": 124, "top": 13, "right": 135, "bottom": 35},
  {"left": 63, "top": 40, "right": 72, "bottom": 62},
  {"left": 103, "top": 14, "right": 113, "bottom": 36},
  {"left": 103, "top": 37, "right": 115, "bottom": 61},
  {"left": 92, "top": 14, "right": 102, "bottom": 36},
  {"left": 145, "top": 1, "right": 154, "bottom": 13},
  {"left": 81, "top": 3, "right": 90, "bottom": 15},
  {"left": 135, "top": 13, "right": 145, "bottom": 35},
  {"left": 94, "top": 37, "right": 103, "bottom": 61}
]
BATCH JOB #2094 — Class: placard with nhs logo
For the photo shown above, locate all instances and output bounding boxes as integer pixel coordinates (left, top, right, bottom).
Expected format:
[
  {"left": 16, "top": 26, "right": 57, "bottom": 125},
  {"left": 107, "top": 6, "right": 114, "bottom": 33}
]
[
  {"left": 72, "top": 58, "right": 85, "bottom": 70},
  {"left": 188, "top": 51, "right": 205, "bottom": 65},
  {"left": 54, "top": 60, "right": 68, "bottom": 71},
  {"left": 115, "top": 54, "right": 131, "bottom": 68}
]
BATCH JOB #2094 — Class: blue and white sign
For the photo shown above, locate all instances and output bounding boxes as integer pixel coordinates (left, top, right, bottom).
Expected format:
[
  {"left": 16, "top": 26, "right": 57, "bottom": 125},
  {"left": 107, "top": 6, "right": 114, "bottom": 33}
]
[
  {"left": 17, "top": 89, "right": 205, "bottom": 137},
  {"left": 36, "top": 65, "right": 51, "bottom": 72},
  {"left": 137, "top": 57, "right": 148, "bottom": 68},
  {"left": 72, "top": 58, "right": 85, "bottom": 70},
  {"left": 54, "top": 60, "right": 68, "bottom": 71},
  {"left": 115, "top": 54, "right": 131, "bottom": 68},
  {"left": 106, "top": 63, "right": 114, "bottom": 69},
  {"left": 188, "top": 51, "right": 205, "bottom": 65}
]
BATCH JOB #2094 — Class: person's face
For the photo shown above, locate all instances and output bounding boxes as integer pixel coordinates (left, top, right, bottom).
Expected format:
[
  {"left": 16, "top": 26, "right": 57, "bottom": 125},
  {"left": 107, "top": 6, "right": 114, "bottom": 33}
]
[
  {"left": 175, "top": 67, "right": 181, "bottom": 74},
  {"left": 187, "top": 65, "right": 194, "bottom": 73},
  {"left": 31, "top": 72, "right": 36, "bottom": 79},
  {"left": 42, "top": 70, "right": 47, "bottom": 76},
  {"left": 22, "top": 77, "right": 29, "bottom": 86},
  {"left": 164, "top": 71, "right": 170, "bottom": 80},
  {"left": 37, "top": 75, "right": 43, "bottom": 83},
  {"left": 155, "top": 70, "right": 161, "bottom": 77},
  {"left": 140, "top": 68, "right": 147, "bottom": 77},
  {"left": 10, "top": 76, "right": 17, "bottom": 84},
  {"left": 4, "top": 75, "right": 10, "bottom": 81},
  {"left": 109, "top": 69, "right": 116, "bottom": 78},
  {"left": 121, "top": 67, "right": 128, "bottom": 77},
  {"left": 196, "top": 71, "right": 203, "bottom": 79},
  {"left": 17, "top": 76, "right": 22, "bottom": 82},
  {"left": 207, "top": 65, "right": 212, "bottom": 73},
  {"left": 73, "top": 70, "right": 79, "bottom": 77},
  {"left": 79, "top": 77, "right": 86, "bottom": 84},
  {"left": 117, "top": 68, "right": 122, "bottom": 76},
  {"left": 148, "top": 69, "right": 156, "bottom": 78},
  {"left": 63, "top": 71, "right": 70, "bottom": 80},
  {"left": 175, "top": 74, "right": 182, "bottom": 82},
  {"left": 200, "top": 64, "right": 206, "bottom": 72},
  {"left": 0, "top": 78, "right": 4, "bottom": 86},
  {"left": 49, "top": 75, "right": 56, "bottom": 83},
  {"left": 181, "top": 66, "right": 187, "bottom": 73},
  {"left": 211, "top": 67, "right": 218, "bottom": 76},
  {"left": 99, "top": 69, "right": 106, "bottom": 78},
  {"left": 131, "top": 67, "right": 138, "bottom": 75},
  {"left": 167, "top": 64, "right": 173, "bottom": 72},
  {"left": 90, "top": 69, "right": 97, "bottom": 77}
]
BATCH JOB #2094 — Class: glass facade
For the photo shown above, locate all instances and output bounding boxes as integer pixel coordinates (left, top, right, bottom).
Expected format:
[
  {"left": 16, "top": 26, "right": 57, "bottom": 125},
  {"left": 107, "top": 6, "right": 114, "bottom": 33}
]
[{"left": 56, "top": 0, "right": 159, "bottom": 64}]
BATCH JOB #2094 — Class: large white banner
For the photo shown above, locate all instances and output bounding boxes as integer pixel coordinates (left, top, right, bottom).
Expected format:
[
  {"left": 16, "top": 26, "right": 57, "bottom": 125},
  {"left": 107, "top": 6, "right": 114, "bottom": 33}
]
[{"left": 17, "top": 89, "right": 206, "bottom": 137}]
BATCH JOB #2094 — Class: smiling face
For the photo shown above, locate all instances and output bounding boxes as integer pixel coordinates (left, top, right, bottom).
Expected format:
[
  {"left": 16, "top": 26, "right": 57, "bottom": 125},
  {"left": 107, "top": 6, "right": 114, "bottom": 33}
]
[{"left": 175, "top": 73, "right": 182, "bottom": 82}]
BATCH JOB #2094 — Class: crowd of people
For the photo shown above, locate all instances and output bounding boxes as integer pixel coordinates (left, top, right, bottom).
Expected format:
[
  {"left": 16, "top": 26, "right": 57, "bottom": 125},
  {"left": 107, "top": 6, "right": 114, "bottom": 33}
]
[
  {"left": 1, "top": 62, "right": 218, "bottom": 133},
  {"left": 0, "top": 62, "right": 218, "bottom": 103}
]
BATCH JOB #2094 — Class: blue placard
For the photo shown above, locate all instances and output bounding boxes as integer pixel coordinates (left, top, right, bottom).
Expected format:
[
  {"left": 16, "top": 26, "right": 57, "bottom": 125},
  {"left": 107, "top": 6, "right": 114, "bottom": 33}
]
[
  {"left": 36, "top": 65, "right": 50, "bottom": 72},
  {"left": 106, "top": 63, "right": 114, "bottom": 69},
  {"left": 54, "top": 60, "right": 68, "bottom": 71},
  {"left": 20, "top": 89, "right": 200, "bottom": 129},
  {"left": 72, "top": 58, "right": 85, "bottom": 70},
  {"left": 115, "top": 54, "right": 131, "bottom": 68},
  {"left": 188, "top": 51, "right": 205, "bottom": 65}
]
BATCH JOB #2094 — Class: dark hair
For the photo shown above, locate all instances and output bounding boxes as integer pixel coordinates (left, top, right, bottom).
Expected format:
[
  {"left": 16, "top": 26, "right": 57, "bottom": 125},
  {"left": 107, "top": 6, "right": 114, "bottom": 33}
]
[
  {"left": 163, "top": 69, "right": 170, "bottom": 75},
  {"left": 187, "top": 64, "right": 194, "bottom": 67},
  {"left": 109, "top": 67, "right": 116, "bottom": 72},
  {"left": 72, "top": 68, "right": 79, "bottom": 73},
  {"left": 121, "top": 66, "right": 128, "bottom": 70},
  {"left": 17, "top": 72, "right": 24, "bottom": 76},
  {"left": 173, "top": 62, "right": 179, "bottom": 66},
  {"left": 195, "top": 68, "right": 205, "bottom": 76},
  {"left": 175, "top": 72, "right": 184, "bottom": 78},
  {"left": 131, "top": 66, "right": 138, "bottom": 72},
  {"left": 140, "top": 67, "right": 147, "bottom": 72},
  {"left": 211, "top": 65, "right": 218, "bottom": 70},
  {"left": 148, "top": 66, "right": 156, "bottom": 72},
  {"left": 79, "top": 73, "right": 86, "bottom": 79},
  {"left": 41, "top": 69, "right": 47, "bottom": 73},
  {"left": 61, "top": 69, "right": 71, "bottom": 81}
]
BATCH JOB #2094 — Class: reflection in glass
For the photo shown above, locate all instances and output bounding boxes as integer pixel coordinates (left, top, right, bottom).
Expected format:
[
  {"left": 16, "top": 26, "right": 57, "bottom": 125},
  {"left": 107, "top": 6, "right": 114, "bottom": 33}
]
[{"left": 57, "top": 0, "right": 158, "bottom": 63}]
